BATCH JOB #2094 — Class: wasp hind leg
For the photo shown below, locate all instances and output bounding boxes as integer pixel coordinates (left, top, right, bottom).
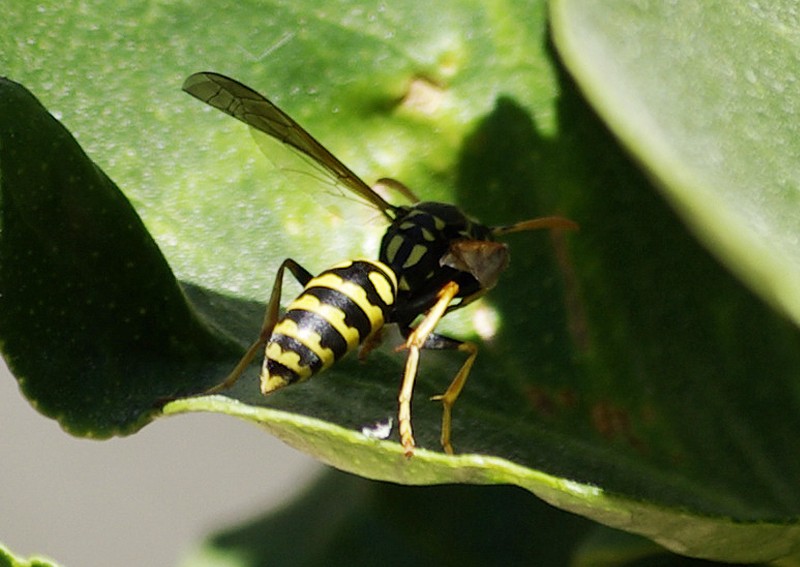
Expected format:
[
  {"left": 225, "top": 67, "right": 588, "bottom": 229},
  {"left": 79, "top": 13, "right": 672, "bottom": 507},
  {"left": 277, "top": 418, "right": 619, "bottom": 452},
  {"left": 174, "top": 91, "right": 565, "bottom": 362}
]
[
  {"left": 398, "top": 281, "right": 477, "bottom": 456},
  {"left": 206, "top": 259, "right": 313, "bottom": 394},
  {"left": 427, "top": 335, "right": 477, "bottom": 456}
]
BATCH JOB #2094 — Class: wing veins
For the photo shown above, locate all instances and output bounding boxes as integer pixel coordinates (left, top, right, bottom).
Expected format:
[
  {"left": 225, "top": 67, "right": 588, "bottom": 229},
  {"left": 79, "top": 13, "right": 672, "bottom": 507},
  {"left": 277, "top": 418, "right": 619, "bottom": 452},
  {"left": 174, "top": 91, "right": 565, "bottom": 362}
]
[{"left": 183, "top": 72, "right": 396, "bottom": 218}]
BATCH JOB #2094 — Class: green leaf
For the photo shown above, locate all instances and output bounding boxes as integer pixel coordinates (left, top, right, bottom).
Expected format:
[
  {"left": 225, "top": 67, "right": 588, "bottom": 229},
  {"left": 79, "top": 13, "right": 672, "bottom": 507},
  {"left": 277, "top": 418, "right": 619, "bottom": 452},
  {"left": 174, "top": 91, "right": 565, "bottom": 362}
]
[
  {"left": 3, "top": 0, "right": 800, "bottom": 563},
  {"left": 0, "top": 78, "right": 238, "bottom": 436},
  {"left": 550, "top": 0, "right": 800, "bottom": 326},
  {"left": 0, "top": 543, "right": 60, "bottom": 567}
]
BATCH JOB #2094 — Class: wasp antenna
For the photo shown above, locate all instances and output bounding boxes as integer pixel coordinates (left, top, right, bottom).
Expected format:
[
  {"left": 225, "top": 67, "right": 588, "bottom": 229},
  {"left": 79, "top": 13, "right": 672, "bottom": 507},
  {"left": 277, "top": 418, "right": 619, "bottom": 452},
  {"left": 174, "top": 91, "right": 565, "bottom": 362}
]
[{"left": 491, "top": 215, "right": 579, "bottom": 236}]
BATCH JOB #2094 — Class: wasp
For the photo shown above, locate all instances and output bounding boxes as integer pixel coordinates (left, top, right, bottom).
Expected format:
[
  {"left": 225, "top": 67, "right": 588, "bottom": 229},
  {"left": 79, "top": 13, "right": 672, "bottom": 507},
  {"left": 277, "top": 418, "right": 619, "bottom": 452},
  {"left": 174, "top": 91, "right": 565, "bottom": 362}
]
[{"left": 183, "top": 72, "right": 577, "bottom": 456}]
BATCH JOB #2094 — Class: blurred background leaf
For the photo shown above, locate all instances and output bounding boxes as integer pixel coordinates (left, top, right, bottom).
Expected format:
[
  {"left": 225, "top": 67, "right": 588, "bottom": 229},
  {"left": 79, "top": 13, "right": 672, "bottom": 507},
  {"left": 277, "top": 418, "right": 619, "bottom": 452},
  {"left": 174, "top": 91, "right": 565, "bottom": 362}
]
[
  {"left": 552, "top": 0, "right": 800, "bottom": 325},
  {"left": 0, "top": 543, "right": 60, "bottom": 567}
]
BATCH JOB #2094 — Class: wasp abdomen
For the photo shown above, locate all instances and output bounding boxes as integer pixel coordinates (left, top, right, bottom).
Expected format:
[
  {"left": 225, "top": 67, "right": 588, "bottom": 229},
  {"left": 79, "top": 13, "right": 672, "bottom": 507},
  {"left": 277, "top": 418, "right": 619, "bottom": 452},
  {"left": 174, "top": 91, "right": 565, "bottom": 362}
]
[{"left": 261, "top": 260, "right": 397, "bottom": 393}]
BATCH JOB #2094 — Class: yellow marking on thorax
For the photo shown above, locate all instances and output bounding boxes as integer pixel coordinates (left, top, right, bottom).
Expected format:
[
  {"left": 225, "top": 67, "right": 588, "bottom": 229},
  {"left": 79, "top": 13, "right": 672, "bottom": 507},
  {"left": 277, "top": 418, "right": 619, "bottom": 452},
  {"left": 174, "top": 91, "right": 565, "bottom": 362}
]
[
  {"left": 385, "top": 235, "right": 403, "bottom": 264},
  {"left": 402, "top": 244, "right": 428, "bottom": 269}
]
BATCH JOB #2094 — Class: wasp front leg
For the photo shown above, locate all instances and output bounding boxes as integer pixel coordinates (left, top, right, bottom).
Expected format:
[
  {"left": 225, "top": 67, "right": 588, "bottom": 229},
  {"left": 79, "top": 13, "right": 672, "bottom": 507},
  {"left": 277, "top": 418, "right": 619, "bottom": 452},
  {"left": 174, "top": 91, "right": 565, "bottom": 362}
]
[
  {"left": 206, "top": 259, "right": 313, "bottom": 394},
  {"left": 397, "top": 280, "right": 477, "bottom": 456}
]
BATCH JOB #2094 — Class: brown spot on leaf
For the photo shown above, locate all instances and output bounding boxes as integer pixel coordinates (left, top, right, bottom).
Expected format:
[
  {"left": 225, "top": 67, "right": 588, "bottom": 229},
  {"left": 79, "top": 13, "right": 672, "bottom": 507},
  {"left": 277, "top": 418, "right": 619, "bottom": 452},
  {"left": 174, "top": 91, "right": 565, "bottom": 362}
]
[{"left": 400, "top": 76, "right": 446, "bottom": 116}]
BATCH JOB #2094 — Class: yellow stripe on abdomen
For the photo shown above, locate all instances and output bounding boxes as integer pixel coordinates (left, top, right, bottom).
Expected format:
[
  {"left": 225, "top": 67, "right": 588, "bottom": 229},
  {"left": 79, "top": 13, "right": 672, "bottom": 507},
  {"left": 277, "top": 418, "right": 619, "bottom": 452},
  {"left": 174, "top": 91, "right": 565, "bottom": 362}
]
[{"left": 261, "top": 260, "right": 398, "bottom": 393}]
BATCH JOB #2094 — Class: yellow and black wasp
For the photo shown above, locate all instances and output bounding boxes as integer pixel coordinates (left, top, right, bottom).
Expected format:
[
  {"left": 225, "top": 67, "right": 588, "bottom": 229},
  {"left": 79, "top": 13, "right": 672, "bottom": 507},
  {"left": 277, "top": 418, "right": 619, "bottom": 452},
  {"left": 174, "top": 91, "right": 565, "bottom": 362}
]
[{"left": 183, "top": 72, "right": 577, "bottom": 456}]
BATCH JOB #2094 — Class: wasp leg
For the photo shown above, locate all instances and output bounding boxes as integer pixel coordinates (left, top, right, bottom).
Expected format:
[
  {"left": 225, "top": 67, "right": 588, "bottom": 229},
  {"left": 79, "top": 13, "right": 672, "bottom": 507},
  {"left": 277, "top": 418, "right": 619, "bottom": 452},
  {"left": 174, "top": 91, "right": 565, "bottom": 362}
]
[
  {"left": 206, "top": 259, "right": 313, "bottom": 394},
  {"left": 397, "top": 280, "right": 461, "bottom": 456},
  {"left": 428, "top": 337, "right": 478, "bottom": 455},
  {"left": 358, "top": 326, "right": 384, "bottom": 361},
  {"left": 491, "top": 215, "right": 578, "bottom": 236},
  {"left": 373, "top": 177, "right": 420, "bottom": 204}
]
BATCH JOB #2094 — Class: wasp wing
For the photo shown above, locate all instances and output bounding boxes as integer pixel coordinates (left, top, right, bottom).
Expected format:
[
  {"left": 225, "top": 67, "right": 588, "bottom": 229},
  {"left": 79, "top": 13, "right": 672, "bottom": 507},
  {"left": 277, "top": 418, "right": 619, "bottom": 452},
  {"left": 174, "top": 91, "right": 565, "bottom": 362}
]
[{"left": 182, "top": 71, "right": 396, "bottom": 219}]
